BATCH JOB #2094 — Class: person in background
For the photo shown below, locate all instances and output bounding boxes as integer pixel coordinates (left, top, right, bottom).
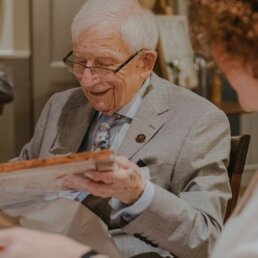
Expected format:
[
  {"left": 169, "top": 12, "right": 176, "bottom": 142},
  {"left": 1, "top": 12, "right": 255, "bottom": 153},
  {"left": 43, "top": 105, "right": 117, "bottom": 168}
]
[
  {"left": 0, "top": 0, "right": 232, "bottom": 258},
  {"left": 189, "top": 0, "right": 258, "bottom": 257},
  {"left": 189, "top": 0, "right": 258, "bottom": 112}
]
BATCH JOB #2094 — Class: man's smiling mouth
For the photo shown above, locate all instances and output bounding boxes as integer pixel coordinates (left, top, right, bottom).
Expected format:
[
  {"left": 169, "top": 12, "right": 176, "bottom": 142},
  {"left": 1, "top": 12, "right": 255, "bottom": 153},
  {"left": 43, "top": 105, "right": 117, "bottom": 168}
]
[{"left": 90, "top": 89, "right": 111, "bottom": 96}]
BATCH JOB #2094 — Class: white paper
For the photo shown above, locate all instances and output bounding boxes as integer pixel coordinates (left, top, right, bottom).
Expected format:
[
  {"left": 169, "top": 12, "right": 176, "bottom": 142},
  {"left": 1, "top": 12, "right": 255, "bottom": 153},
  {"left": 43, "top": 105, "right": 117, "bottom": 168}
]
[{"left": 0, "top": 153, "right": 114, "bottom": 208}]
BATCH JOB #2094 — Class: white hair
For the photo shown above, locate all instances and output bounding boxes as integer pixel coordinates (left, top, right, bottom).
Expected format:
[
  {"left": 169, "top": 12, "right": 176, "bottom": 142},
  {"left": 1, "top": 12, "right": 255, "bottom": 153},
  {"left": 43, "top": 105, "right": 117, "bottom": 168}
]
[{"left": 71, "top": 0, "right": 158, "bottom": 52}]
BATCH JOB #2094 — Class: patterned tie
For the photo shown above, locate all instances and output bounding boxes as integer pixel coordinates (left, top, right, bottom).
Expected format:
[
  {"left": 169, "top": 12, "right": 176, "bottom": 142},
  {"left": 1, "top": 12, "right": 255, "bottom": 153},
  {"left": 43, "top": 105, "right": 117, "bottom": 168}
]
[
  {"left": 91, "top": 114, "right": 119, "bottom": 151},
  {"left": 80, "top": 114, "right": 121, "bottom": 224}
]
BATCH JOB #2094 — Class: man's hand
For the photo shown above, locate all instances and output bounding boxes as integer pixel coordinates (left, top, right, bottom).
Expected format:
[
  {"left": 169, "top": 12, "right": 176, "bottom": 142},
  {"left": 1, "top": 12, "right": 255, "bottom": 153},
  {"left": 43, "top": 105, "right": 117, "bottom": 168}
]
[
  {"left": 63, "top": 156, "right": 146, "bottom": 204},
  {"left": 0, "top": 228, "right": 108, "bottom": 258}
]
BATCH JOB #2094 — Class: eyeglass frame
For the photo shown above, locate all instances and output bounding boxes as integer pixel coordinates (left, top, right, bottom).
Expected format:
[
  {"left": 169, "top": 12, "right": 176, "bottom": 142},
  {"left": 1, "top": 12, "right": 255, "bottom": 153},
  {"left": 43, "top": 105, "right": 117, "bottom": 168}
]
[{"left": 63, "top": 48, "right": 144, "bottom": 76}]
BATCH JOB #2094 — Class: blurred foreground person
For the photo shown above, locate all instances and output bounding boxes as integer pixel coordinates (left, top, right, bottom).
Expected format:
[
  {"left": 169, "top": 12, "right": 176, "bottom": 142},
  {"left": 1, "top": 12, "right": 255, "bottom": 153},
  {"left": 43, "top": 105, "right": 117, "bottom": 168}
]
[{"left": 189, "top": 0, "right": 258, "bottom": 257}]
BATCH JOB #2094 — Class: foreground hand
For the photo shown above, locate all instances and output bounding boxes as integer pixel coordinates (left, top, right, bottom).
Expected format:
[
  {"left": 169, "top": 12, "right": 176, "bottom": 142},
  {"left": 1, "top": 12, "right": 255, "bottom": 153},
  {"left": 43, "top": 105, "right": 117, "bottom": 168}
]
[
  {"left": 63, "top": 156, "right": 146, "bottom": 204},
  {"left": 0, "top": 228, "right": 108, "bottom": 258}
]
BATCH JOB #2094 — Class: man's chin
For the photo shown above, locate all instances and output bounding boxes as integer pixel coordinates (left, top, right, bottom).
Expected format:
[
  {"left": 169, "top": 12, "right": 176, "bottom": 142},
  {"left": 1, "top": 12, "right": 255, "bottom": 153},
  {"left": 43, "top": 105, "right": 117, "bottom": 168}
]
[{"left": 92, "top": 102, "right": 116, "bottom": 115}]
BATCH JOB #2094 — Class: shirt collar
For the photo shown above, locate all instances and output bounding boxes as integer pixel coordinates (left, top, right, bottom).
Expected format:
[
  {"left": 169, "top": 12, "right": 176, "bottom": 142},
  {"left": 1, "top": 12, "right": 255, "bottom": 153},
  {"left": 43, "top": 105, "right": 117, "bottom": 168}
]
[
  {"left": 98, "top": 75, "right": 151, "bottom": 120},
  {"left": 116, "top": 76, "right": 151, "bottom": 119}
]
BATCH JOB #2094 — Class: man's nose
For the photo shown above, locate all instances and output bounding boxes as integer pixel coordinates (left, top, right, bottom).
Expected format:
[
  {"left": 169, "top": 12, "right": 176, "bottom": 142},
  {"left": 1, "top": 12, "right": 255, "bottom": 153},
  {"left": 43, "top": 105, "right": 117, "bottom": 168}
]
[{"left": 80, "top": 68, "right": 100, "bottom": 88}]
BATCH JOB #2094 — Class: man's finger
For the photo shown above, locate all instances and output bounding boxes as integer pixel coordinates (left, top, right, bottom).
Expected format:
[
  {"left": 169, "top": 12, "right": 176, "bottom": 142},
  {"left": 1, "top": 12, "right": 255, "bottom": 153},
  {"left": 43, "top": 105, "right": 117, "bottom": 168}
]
[
  {"left": 0, "top": 228, "right": 15, "bottom": 242},
  {"left": 115, "top": 156, "right": 131, "bottom": 169},
  {"left": 84, "top": 171, "right": 114, "bottom": 183},
  {"left": 63, "top": 174, "right": 91, "bottom": 191}
]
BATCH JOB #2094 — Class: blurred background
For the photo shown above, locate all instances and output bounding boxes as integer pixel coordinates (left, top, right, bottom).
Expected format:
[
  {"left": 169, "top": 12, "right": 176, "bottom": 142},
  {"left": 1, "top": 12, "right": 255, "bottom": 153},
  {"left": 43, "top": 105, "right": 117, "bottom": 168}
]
[{"left": 0, "top": 0, "right": 257, "bottom": 191}]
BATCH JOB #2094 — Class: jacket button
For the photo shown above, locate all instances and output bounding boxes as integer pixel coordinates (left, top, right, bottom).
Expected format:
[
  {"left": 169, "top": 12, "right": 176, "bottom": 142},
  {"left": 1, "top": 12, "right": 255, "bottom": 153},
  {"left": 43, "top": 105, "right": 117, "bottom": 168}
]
[{"left": 136, "top": 134, "right": 146, "bottom": 143}]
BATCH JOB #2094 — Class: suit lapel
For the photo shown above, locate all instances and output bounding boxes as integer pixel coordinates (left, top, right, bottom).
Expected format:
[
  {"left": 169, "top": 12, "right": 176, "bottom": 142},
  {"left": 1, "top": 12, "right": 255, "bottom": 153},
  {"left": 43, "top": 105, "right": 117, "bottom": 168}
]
[
  {"left": 50, "top": 103, "right": 96, "bottom": 155},
  {"left": 118, "top": 75, "right": 173, "bottom": 159}
]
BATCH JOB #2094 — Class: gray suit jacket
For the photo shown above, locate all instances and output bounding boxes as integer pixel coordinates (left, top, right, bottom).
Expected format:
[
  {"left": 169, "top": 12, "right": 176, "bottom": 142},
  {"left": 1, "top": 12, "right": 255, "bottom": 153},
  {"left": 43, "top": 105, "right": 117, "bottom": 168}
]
[{"left": 19, "top": 74, "right": 231, "bottom": 258}]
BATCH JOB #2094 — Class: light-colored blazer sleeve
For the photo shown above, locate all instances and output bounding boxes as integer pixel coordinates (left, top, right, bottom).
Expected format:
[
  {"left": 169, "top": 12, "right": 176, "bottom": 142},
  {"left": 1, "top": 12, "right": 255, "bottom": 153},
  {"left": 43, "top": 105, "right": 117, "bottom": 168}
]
[
  {"left": 122, "top": 104, "right": 231, "bottom": 258},
  {"left": 19, "top": 95, "right": 53, "bottom": 160},
  {"left": 19, "top": 88, "right": 95, "bottom": 160}
]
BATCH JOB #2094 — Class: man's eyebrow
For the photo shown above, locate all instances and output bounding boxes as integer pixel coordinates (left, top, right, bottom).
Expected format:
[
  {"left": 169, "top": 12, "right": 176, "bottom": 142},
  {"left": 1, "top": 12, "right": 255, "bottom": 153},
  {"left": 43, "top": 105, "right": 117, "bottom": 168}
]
[
  {"left": 73, "top": 51, "right": 122, "bottom": 63},
  {"left": 96, "top": 56, "right": 119, "bottom": 62},
  {"left": 73, "top": 52, "right": 85, "bottom": 59}
]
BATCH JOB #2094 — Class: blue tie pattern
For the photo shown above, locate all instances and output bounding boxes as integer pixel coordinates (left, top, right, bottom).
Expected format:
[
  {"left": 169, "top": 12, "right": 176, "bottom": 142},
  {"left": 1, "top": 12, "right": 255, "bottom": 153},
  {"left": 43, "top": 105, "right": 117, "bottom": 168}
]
[
  {"left": 92, "top": 114, "right": 118, "bottom": 151},
  {"left": 76, "top": 113, "right": 122, "bottom": 202}
]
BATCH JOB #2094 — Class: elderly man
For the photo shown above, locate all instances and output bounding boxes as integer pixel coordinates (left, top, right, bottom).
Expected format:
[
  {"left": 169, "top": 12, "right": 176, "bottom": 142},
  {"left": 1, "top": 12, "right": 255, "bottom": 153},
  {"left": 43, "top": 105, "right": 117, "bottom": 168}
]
[{"left": 0, "top": 0, "right": 231, "bottom": 258}]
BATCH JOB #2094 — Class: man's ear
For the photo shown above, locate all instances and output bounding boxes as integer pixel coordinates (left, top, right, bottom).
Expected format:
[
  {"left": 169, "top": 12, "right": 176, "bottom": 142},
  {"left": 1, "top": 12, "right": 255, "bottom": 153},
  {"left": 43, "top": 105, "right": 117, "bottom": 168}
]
[{"left": 139, "top": 50, "right": 157, "bottom": 79}]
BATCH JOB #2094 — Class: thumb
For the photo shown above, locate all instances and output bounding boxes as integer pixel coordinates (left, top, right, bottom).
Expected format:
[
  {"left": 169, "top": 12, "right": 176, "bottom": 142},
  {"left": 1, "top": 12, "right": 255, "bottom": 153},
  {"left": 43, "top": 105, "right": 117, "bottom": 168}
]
[
  {"left": 0, "top": 227, "right": 23, "bottom": 245},
  {"left": 115, "top": 156, "right": 131, "bottom": 169},
  {"left": 0, "top": 229, "right": 13, "bottom": 257}
]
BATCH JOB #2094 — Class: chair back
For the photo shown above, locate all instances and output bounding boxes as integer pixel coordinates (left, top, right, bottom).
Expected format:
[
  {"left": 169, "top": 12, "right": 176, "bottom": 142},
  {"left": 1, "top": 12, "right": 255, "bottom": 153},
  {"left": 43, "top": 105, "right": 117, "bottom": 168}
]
[{"left": 224, "top": 134, "right": 251, "bottom": 222}]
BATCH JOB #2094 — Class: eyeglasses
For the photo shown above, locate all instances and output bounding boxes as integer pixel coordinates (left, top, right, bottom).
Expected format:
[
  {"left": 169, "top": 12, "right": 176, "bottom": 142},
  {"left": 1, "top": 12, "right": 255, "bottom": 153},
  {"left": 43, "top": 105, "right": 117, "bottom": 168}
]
[{"left": 63, "top": 49, "right": 144, "bottom": 80}]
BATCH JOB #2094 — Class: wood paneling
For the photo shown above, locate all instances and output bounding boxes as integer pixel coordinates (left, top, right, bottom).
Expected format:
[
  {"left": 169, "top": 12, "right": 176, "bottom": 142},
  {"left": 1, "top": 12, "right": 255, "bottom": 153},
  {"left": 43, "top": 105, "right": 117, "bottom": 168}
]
[{"left": 32, "top": 0, "right": 85, "bottom": 123}]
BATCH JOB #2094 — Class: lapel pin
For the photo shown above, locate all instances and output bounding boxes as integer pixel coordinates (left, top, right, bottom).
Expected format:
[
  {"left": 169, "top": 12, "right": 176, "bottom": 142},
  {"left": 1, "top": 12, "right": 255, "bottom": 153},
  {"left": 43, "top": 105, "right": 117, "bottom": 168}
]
[{"left": 136, "top": 134, "right": 146, "bottom": 143}]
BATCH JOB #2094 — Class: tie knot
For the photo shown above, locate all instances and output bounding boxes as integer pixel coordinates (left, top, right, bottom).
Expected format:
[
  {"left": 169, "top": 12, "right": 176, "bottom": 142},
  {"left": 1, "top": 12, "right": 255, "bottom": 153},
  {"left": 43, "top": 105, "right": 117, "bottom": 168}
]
[
  {"left": 99, "top": 113, "right": 121, "bottom": 126},
  {"left": 92, "top": 113, "right": 122, "bottom": 151}
]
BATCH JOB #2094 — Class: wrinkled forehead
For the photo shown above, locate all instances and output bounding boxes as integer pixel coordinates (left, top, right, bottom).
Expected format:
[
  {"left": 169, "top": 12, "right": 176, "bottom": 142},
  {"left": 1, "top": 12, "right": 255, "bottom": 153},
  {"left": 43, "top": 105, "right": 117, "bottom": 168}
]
[{"left": 73, "top": 26, "right": 130, "bottom": 58}]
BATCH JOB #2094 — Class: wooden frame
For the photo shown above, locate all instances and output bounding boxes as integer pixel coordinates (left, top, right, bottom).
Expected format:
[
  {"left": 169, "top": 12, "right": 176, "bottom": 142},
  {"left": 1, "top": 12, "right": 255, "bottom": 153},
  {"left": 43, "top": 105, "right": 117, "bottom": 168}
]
[{"left": 157, "top": 15, "right": 198, "bottom": 89}]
